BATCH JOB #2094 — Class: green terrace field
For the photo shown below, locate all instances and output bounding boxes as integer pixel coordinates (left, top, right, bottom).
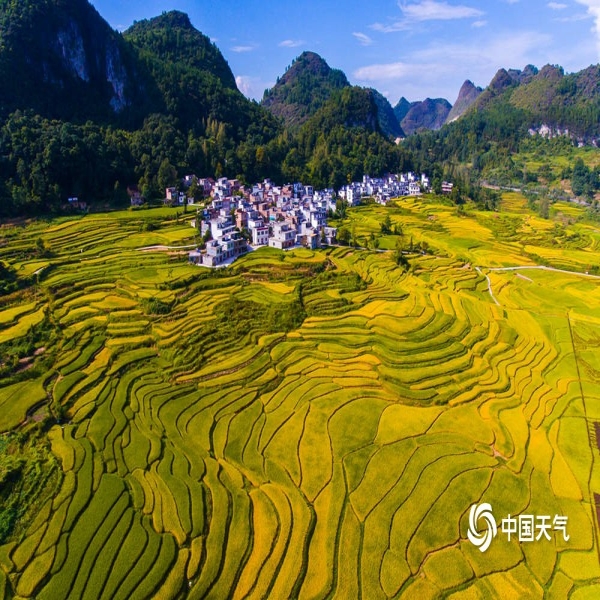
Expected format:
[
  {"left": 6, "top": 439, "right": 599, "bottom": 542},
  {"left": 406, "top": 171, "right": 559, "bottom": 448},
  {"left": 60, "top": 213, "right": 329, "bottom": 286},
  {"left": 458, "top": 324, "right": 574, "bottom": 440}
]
[
  {"left": 0, "top": 196, "right": 599, "bottom": 598},
  {"left": 485, "top": 138, "right": 600, "bottom": 198}
]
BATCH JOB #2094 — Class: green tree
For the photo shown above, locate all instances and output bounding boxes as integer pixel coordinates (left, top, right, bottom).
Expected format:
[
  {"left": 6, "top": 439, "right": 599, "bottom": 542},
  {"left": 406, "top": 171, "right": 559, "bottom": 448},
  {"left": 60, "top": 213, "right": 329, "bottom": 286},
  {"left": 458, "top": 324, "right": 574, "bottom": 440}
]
[
  {"left": 380, "top": 214, "right": 392, "bottom": 234},
  {"left": 393, "top": 238, "right": 409, "bottom": 271},
  {"left": 337, "top": 226, "right": 350, "bottom": 245},
  {"left": 335, "top": 198, "right": 348, "bottom": 219},
  {"left": 157, "top": 158, "right": 177, "bottom": 193}
]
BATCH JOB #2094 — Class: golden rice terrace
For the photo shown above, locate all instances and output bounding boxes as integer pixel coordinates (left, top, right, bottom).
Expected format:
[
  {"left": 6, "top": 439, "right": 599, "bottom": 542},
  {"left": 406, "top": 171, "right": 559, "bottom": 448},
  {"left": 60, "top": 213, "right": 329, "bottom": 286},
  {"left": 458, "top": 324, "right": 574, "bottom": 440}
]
[{"left": 0, "top": 195, "right": 599, "bottom": 598}]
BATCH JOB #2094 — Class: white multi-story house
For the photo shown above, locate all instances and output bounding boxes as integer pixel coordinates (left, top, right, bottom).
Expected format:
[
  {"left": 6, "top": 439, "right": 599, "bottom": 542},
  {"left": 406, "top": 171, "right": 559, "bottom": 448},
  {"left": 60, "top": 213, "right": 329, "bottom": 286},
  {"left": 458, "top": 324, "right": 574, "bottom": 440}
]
[
  {"left": 198, "top": 178, "right": 214, "bottom": 196},
  {"left": 309, "top": 209, "right": 326, "bottom": 229},
  {"left": 215, "top": 177, "right": 231, "bottom": 197},
  {"left": 323, "top": 227, "right": 337, "bottom": 245},
  {"left": 202, "top": 216, "right": 236, "bottom": 240},
  {"left": 409, "top": 182, "right": 422, "bottom": 196},
  {"left": 249, "top": 220, "right": 269, "bottom": 246},
  {"left": 196, "top": 233, "right": 248, "bottom": 267},
  {"left": 269, "top": 223, "right": 296, "bottom": 250}
]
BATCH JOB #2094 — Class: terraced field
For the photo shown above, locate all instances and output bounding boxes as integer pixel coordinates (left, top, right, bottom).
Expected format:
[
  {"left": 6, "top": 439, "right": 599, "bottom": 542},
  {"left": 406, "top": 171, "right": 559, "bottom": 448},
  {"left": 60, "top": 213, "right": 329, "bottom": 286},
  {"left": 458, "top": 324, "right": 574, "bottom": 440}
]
[{"left": 1, "top": 198, "right": 599, "bottom": 598}]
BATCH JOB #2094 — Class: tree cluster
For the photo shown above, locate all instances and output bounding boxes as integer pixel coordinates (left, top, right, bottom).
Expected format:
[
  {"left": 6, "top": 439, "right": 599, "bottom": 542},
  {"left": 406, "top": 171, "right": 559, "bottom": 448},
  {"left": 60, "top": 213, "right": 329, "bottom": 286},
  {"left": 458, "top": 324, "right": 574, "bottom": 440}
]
[{"left": 567, "top": 158, "right": 600, "bottom": 198}]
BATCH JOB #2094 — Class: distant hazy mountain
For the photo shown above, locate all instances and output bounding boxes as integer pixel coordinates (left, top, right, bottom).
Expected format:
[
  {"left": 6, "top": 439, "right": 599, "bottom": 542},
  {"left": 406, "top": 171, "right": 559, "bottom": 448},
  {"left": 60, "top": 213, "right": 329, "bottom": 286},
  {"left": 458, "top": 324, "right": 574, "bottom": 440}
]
[
  {"left": 400, "top": 98, "right": 452, "bottom": 135},
  {"left": 393, "top": 97, "right": 415, "bottom": 124},
  {"left": 445, "top": 81, "right": 482, "bottom": 123},
  {"left": 402, "top": 61, "right": 600, "bottom": 181},
  {"left": 370, "top": 89, "right": 406, "bottom": 138}
]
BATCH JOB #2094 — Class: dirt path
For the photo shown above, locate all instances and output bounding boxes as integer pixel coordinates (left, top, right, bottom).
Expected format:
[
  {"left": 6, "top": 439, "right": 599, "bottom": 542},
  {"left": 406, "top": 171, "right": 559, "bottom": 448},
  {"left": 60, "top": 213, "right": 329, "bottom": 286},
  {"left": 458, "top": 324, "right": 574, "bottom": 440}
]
[
  {"left": 138, "top": 244, "right": 198, "bottom": 252},
  {"left": 487, "top": 265, "right": 600, "bottom": 280},
  {"left": 476, "top": 264, "right": 600, "bottom": 307},
  {"left": 475, "top": 267, "right": 501, "bottom": 306}
]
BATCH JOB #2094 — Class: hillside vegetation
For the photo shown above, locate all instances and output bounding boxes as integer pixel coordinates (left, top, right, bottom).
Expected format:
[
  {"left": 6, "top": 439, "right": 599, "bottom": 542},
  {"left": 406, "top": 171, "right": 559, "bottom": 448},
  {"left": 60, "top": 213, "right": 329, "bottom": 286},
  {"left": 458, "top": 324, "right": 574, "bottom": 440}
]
[
  {"left": 261, "top": 51, "right": 350, "bottom": 128},
  {"left": 1, "top": 2, "right": 599, "bottom": 219}
]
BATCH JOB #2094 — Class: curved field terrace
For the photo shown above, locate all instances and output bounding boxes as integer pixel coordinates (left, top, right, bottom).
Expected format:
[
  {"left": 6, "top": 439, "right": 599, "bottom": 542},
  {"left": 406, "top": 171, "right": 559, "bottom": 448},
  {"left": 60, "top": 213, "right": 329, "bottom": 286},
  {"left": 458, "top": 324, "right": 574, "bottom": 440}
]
[{"left": 0, "top": 197, "right": 599, "bottom": 599}]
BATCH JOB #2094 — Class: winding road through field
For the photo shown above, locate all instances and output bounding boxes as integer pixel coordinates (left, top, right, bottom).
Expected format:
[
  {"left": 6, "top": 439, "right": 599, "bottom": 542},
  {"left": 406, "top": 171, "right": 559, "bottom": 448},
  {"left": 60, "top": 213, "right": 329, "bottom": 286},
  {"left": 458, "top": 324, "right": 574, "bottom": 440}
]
[
  {"left": 487, "top": 265, "right": 600, "bottom": 279},
  {"left": 477, "top": 264, "right": 600, "bottom": 306}
]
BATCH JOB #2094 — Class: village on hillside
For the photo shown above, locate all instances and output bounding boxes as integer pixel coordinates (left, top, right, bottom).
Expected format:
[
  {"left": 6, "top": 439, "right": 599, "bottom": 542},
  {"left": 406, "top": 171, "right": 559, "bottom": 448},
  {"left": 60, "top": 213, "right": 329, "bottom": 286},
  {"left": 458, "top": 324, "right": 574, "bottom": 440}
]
[{"left": 138, "top": 172, "right": 451, "bottom": 267}]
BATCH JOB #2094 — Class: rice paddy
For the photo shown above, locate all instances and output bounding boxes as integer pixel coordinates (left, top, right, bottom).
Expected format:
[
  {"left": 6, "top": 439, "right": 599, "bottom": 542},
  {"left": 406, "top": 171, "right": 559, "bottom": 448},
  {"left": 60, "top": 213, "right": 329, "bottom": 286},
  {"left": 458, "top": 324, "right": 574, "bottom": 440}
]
[{"left": 0, "top": 195, "right": 599, "bottom": 598}]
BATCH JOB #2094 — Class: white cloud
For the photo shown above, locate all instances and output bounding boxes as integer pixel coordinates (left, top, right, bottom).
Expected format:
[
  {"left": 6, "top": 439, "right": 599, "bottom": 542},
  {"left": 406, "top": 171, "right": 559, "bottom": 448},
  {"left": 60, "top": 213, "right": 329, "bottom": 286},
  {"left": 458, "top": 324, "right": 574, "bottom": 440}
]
[
  {"left": 472, "top": 20, "right": 487, "bottom": 27},
  {"left": 574, "top": 1, "right": 600, "bottom": 57},
  {"left": 372, "top": 1, "right": 484, "bottom": 32},
  {"left": 235, "top": 76, "right": 254, "bottom": 96},
  {"left": 231, "top": 45, "right": 256, "bottom": 53},
  {"left": 353, "top": 32, "right": 374, "bottom": 46},
  {"left": 278, "top": 39, "right": 305, "bottom": 48},
  {"left": 399, "top": 1, "right": 484, "bottom": 21},
  {"left": 354, "top": 62, "right": 415, "bottom": 81},
  {"left": 555, "top": 12, "right": 590, "bottom": 21},
  {"left": 548, "top": 2, "right": 568, "bottom": 8},
  {"left": 353, "top": 30, "right": 554, "bottom": 102},
  {"left": 410, "top": 30, "right": 552, "bottom": 67},
  {"left": 235, "top": 76, "right": 273, "bottom": 100},
  {"left": 370, "top": 21, "right": 411, "bottom": 32}
]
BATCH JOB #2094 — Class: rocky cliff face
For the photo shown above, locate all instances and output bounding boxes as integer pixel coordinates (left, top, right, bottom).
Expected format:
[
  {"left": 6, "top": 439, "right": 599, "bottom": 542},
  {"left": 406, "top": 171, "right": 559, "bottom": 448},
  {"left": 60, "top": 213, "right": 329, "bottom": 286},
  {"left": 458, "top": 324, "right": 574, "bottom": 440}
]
[
  {"left": 54, "top": 21, "right": 90, "bottom": 82},
  {"left": 50, "top": 18, "right": 131, "bottom": 112},
  {"left": 105, "top": 41, "right": 129, "bottom": 112},
  {"left": 0, "top": 0, "right": 145, "bottom": 122}
]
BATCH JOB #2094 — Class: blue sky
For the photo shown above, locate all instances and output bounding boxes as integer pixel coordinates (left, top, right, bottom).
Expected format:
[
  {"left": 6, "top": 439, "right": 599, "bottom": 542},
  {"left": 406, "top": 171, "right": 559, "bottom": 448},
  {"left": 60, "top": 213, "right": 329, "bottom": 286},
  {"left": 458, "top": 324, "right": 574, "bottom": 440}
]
[{"left": 90, "top": 1, "right": 600, "bottom": 105}]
